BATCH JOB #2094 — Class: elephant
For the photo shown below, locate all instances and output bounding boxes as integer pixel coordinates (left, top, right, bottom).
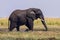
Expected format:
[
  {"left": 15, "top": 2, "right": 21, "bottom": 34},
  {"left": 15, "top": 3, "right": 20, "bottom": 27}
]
[{"left": 8, "top": 8, "right": 47, "bottom": 31}]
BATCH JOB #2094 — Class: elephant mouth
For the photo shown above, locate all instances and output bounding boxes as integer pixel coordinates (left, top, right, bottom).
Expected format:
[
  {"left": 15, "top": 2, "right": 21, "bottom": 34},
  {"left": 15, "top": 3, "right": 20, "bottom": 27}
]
[{"left": 35, "top": 17, "right": 38, "bottom": 19}]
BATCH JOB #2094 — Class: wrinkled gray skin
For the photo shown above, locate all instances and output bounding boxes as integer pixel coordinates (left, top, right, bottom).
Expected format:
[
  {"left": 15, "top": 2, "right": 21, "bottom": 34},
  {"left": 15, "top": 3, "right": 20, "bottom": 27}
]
[{"left": 8, "top": 8, "right": 47, "bottom": 31}]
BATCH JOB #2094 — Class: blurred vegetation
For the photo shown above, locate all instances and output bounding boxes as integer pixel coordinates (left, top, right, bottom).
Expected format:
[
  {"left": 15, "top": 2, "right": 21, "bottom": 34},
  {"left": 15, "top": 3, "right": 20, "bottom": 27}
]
[
  {"left": 0, "top": 18, "right": 60, "bottom": 40},
  {"left": 0, "top": 18, "right": 8, "bottom": 26},
  {"left": 0, "top": 18, "right": 60, "bottom": 26}
]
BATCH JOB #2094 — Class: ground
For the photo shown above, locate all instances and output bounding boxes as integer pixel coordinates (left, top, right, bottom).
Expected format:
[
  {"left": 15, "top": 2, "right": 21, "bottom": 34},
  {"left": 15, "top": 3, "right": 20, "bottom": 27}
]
[{"left": 0, "top": 25, "right": 60, "bottom": 40}]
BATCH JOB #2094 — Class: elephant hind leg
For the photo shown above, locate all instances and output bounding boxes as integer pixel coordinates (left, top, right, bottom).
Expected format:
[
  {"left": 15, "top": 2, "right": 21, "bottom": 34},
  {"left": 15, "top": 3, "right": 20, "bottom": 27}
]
[
  {"left": 9, "top": 26, "right": 14, "bottom": 31},
  {"left": 9, "top": 23, "right": 15, "bottom": 31},
  {"left": 9, "top": 21, "right": 17, "bottom": 31}
]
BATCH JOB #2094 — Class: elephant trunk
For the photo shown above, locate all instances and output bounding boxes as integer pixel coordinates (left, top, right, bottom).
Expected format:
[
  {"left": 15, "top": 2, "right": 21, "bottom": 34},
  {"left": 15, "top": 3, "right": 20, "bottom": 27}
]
[{"left": 40, "top": 15, "right": 48, "bottom": 31}]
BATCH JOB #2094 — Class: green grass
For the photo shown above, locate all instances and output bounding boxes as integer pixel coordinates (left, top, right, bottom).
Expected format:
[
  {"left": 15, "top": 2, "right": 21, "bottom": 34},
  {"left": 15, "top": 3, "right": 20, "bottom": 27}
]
[{"left": 0, "top": 18, "right": 60, "bottom": 40}]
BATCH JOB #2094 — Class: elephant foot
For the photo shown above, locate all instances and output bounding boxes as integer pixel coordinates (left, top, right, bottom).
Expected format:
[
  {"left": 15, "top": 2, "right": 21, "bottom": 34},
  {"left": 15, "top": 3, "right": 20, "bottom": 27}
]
[
  {"left": 9, "top": 28, "right": 13, "bottom": 31},
  {"left": 9, "top": 30, "right": 12, "bottom": 31},
  {"left": 17, "top": 30, "right": 20, "bottom": 31},
  {"left": 45, "top": 30, "right": 48, "bottom": 31},
  {"left": 25, "top": 29, "right": 33, "bottom": 32},
  {"left": 25, "top": 29, "right": 29, "bottom": 31},
  {"left": 45, "top": 28, "right": 48, "bottom": 31},
  {"left": 43, "top": 29, "right": 48, "bottom": 31}
]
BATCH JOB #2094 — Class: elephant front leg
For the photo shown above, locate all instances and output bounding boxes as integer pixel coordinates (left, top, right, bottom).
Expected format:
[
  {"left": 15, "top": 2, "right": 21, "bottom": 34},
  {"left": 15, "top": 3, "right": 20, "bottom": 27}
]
[
  {"left": 25, "top": 18, "right": 33, "bottom": 31},
  {"left": 16, "top": 25, "right": 20, "bottom": 31}
]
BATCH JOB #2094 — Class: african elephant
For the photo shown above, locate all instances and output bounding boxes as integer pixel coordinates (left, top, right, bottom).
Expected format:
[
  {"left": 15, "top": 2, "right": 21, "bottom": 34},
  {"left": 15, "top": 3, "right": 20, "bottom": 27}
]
[{"left": 8, "top": 8, "right": 47, "bottom": 31}]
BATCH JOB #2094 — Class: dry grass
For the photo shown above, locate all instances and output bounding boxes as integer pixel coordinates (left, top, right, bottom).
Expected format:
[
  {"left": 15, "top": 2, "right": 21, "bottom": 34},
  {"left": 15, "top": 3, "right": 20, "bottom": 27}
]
[
  {"left": 0, "top": 18, "right": 60, "bottom": 40},
  {"left": 0, "top": 18, "right": 60, "bottom": 26},
  {"left": 45, "top": 18, "right": 60, "bottom": 26}
]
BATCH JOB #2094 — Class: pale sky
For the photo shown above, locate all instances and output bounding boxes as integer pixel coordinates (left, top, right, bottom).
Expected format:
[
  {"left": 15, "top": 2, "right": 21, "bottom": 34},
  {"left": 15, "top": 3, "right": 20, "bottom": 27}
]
[{"left": 0, "top": 0, "right": 60, "bottom": 18}]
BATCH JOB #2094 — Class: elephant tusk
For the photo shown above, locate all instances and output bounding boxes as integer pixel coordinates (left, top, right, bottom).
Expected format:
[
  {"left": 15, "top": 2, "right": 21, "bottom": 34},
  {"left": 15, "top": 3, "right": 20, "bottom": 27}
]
[{"left": 41, "top": 19, "right": 44, "bottom": 21}]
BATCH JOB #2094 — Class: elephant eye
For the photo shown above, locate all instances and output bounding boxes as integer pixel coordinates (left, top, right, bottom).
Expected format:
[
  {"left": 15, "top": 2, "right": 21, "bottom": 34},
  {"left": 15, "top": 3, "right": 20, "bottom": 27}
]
[{"left": 38, "top": 11, "right": 40, "bottom": 13}]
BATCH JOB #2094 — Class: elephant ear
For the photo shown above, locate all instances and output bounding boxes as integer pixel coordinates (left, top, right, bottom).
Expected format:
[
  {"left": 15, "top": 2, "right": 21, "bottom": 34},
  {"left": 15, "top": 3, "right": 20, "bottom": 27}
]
[
  {"left": 30, "top": 11, "right": 35, "bottom": 14},
  {"left": 26, "top": 10, "right": 36, "bottom": 20}
]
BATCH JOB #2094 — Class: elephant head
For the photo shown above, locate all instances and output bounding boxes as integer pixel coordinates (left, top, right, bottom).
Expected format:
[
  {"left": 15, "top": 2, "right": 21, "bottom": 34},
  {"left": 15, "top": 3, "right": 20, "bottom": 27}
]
[{"left": 28, "top": 8, "right": 48, "bottom": 31}]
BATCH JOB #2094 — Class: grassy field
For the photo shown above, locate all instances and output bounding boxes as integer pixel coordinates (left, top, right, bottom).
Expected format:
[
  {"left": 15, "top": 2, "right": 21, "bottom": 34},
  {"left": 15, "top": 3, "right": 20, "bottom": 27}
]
[{"left": 0, "top": 18, "right": 60, "bottom": 40}]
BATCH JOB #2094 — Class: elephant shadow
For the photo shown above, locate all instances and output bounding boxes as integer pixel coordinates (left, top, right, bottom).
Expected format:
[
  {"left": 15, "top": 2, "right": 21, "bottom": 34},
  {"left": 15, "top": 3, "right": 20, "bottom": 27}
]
[
  {"left": 0, "top": 28, "right": 43, "bottom": 32},
  {"left": 0, "top": 27, "right": 60, "bottom": 32}
]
